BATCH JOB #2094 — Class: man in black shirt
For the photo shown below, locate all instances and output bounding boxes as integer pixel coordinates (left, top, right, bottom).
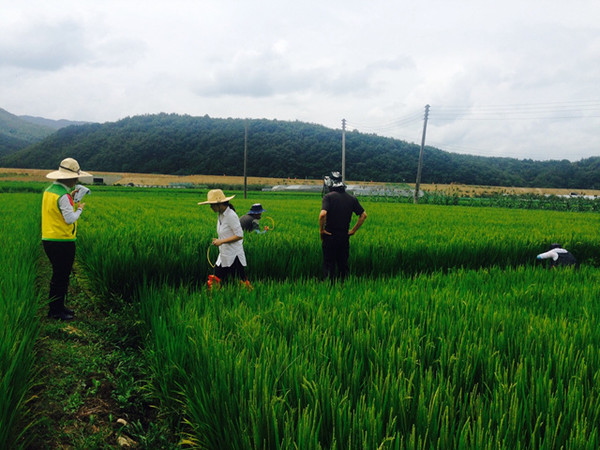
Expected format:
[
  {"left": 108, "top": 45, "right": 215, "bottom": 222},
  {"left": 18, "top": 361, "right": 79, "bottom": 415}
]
[{"left": 319, "top": 171, "right": 367, "bottom": 281}]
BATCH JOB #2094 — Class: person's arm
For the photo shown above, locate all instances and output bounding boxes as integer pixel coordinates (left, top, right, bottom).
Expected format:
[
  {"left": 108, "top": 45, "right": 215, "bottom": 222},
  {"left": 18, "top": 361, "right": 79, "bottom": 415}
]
[
  {"left": 319, "top": 209, "right": 331, "bottom": 238},
  {"left": 255, "top": 221, "right": 268, "bottom": 234},
  {"left": 348, "top": 211, "right": 367, "bottom": 236},
  {"left": 58, "top": 194, "right": 84, "bottom": 224},
  {"left": 213, "top": 235, "right": 242, "bottom": 246},
  {"left": 537, "top": 250, "right": 558, "bottom": 261}
]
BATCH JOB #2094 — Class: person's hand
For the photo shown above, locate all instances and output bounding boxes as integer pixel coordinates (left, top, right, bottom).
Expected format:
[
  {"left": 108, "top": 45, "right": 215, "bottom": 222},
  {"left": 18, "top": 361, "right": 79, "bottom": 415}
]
[
  {"left": 78, "top": 202, "right": 86, "bottom": 210},
  {"left": 212, "top": 238, "right": 222, "bottom": 246},
  {"left": 320, "top": 230, "right": 331, "bottom": 240}
]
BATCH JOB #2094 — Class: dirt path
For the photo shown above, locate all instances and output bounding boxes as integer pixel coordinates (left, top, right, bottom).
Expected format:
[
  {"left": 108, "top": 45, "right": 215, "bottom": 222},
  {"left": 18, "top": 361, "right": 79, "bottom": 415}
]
[
  {"left": 3, "top": 167, "right": 600, "bottom": 197},
  {"left": 27, "top": 258, "right": 176, "bottom": 448}
]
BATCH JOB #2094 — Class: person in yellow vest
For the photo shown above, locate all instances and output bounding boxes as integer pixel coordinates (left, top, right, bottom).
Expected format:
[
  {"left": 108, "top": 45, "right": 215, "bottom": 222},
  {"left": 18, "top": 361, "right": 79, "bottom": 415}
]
[{"left": 42, "top": 158, "right": 91, "bottom": 320}]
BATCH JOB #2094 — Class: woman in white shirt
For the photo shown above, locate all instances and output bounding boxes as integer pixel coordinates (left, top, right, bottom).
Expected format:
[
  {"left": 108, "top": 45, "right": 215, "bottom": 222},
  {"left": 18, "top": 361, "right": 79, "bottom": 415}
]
[{"left": 199, "top": 189, "right": 249, "bottom": 285}]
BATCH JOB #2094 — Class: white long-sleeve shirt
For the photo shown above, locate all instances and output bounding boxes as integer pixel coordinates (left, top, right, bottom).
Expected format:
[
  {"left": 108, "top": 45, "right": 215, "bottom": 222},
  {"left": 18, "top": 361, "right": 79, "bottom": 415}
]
[
  {"left": 216, "top": 207, "right": 246, "bottom": 267},
  {"left": 537, "top": 248, "right": 568, "bottom": 261},
  {"left": 56, "top": 182, "right": 83, "bottom": 224}
]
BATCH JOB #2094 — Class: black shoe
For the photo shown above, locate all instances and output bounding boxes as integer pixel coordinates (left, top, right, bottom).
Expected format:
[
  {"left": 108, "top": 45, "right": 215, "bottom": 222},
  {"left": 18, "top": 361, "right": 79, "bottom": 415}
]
[
  {"left": 48, "top": 310, "right": 74, "bottom": 320},
  {"left": 63, "top": 306, "right": 74, "bottom": 315}
]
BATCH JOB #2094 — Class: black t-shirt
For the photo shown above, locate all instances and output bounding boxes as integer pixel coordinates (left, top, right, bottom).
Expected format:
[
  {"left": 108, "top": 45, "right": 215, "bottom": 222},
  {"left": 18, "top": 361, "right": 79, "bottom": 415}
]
[{"left": 321, "top": 190, "right": 364, "bottom": 235}]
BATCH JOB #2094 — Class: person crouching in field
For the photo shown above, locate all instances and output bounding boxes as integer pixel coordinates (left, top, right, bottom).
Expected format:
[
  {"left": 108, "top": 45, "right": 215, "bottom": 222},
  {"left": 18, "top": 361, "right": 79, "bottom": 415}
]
[
  {"left": 199, "top": 189, "right": 251, "bottom": 289},
  {"left": 41, "top": 158, "right": 91, "bottom": 320},
  {"left": 536, "top": 243, "right": 579, "bottom": 269},
  {"left": 240, "top": 203, "right": 268, "bottom": 233}
]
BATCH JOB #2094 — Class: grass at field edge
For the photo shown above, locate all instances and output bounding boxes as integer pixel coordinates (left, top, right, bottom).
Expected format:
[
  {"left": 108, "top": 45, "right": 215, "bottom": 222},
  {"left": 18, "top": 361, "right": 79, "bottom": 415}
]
[{"left": 23, "top": 257, "right": 179, "bottom": 449}]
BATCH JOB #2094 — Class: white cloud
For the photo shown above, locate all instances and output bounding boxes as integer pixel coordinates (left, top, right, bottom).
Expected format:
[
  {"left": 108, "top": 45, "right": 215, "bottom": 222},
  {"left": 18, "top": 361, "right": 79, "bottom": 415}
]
[
  {"left": 0, "top": 19, "right": 89, "bottom": 70},
  {"left": 1, "top": 0, "right": 599, "bottom": 161}
]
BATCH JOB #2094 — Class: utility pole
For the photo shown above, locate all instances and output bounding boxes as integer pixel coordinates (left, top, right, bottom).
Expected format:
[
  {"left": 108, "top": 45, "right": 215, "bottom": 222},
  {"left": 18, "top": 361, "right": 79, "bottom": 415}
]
[
  {"left": 243, "top": 122, "right": 248, "bottom": 199},
  {"left": 341, "top": 118, "right": 346, "bottom": 182},
  {"left": 414, "top": 104, "right": 430, "bottom": 204}
]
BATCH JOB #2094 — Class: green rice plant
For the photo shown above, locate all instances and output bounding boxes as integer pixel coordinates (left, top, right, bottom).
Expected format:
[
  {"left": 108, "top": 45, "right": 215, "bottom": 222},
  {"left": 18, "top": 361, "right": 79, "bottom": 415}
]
[
  {"left": 31, "top": 186, "right": 600, "bottom": 447},
  {"left": 137, "top": 266, "right": 600, "bottom": 448},
  {"left": 75, "top": 191, "right": 212, "bottom": 299},
  {"left": 5, "top": 185, "right": 599, "bottom": 447},
  {"left": 0, "top": 193, "right": 42, "bottom": 447},
  {"left": 77, "top": 190, "right": 600, "bottom": 302},
  {"left": 0, "top": 181, "right": 46, "bottom": 194},
  {"left": 379, "top": 190, "right": 600, "bottom": 213}
]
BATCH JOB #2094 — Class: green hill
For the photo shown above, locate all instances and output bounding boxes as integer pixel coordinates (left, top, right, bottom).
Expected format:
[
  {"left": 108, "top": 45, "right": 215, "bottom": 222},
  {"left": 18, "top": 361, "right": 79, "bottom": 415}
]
[
  {"left": 2, "top": 112, "right": 600, "bottom": 189},
  {"left": 18, "top": 114, "right": 90, "bottom": 130},
  {"left": 0, "top": 108, "right": 57, "bottom": 156}
]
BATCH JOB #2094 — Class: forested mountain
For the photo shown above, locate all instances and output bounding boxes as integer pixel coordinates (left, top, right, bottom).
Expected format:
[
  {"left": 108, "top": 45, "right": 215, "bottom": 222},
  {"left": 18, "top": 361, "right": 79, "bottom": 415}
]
[
  {"left": 2, "top": 112, "right": 600, "bottom": 188},
  {"left": 0, "top": 108, "right": 56, "bottom": 156},
  {"left": 18, "top": 115, "right": 89, "bottom": 130}
]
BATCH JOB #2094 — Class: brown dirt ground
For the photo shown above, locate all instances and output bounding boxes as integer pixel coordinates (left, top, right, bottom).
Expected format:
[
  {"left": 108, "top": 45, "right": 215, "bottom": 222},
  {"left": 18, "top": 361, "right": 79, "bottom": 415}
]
[{"left": 2, "top": 167, "right": 600, "bottom": 197}]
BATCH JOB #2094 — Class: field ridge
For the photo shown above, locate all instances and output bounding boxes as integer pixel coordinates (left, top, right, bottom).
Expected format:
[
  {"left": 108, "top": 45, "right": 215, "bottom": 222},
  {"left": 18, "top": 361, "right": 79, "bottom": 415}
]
[{"left": 27, "top": 258, "right": 177, "bottom": 448}]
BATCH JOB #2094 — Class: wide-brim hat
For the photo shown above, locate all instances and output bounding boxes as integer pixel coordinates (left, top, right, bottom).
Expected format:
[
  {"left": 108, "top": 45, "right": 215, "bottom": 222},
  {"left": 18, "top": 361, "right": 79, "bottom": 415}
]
[
  {"left": 198, "top": 189, "right": 235, "bottom": 205},
  {"left": 325, "top": 171, "right": 345, "bottom": 189},
  {"left": 46, "top": 157, "right": 92, "bottom": 180},
  {"left": 247, "top": 203, "right": 266, "bottom": 214}
]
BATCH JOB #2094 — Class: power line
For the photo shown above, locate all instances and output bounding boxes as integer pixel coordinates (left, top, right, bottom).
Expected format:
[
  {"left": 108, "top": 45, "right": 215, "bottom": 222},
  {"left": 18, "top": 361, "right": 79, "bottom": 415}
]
[
  {"left": 431, "top": 111, "right": 600, "bottom": 120},
  {"left": 345, "top": 110, "right": 423, "bottom": 134},
  {"left": 432, "top": 100, "right": 600, "bottom": 121},
  {"left": 425, "top": 139, "right": 525, "bottom": 158},
  {"left": 437, "top": 99, "right": 600, "bottom": 107},
  {"left": 343, "top": 100, "right": 600, "bottom": 159},
  {"left": 345, "top": 100, "right": 600, "bottom": 133}
]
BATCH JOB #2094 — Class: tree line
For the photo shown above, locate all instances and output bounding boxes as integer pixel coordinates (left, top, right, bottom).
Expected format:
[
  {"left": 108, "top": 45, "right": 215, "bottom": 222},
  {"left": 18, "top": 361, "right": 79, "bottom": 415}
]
[{"left": 2, "top": 112, "right": 599, "bottom": 189}]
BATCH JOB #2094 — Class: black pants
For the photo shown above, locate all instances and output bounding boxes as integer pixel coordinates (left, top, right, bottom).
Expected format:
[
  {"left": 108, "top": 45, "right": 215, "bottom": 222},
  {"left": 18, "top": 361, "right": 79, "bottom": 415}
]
[
  {"left": 214, "top": 256, "right": 247, "bottom": 284},
  {"left": 322, "top": 234, "right": 350, "bottom": 281},
  {"left": 43, "top": 240, "right": 76, "bottom": 311}
]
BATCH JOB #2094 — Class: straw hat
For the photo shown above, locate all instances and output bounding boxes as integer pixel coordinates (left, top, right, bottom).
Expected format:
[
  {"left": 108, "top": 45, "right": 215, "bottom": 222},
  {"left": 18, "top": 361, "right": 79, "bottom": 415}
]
[
  {"left": 46, "top": 158, "right": 92, "bottom": 180},
  {"left": 198, "top": 189, "right": 235, "bottom": 205}
]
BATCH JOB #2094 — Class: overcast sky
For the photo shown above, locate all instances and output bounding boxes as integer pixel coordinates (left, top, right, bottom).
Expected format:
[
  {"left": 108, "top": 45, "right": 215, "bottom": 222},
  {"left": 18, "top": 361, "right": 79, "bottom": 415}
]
[{"left": 1, "top": 0, "right": 599, "bottom": 161}]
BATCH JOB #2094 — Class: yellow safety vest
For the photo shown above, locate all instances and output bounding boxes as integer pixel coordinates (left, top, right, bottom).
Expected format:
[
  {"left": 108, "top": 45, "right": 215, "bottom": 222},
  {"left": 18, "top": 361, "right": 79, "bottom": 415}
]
[{"left": 41, "top": 183, "right": 77, "bottom": 241}]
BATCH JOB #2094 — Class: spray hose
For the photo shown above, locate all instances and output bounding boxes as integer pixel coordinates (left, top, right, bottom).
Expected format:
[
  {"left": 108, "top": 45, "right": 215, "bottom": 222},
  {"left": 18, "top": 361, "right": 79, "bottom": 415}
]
[
  {"left": 206, "top": 244, "right": 216, "bottom": 268},
  {"left": 264, "top": 216, "right": 275, "bottom": 231}
]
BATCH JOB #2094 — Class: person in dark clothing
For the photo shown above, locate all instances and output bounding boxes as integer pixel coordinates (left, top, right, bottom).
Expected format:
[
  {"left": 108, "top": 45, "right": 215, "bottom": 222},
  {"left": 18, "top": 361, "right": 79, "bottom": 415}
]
[
  {"left": 319, "top": 171, "right": 367, "bottom": 282},
  {"left": 536, "top": 243, "right": 579, "bottom": 269},
  {"left": 240, "top": 203, "right": 267, "bottom": 233}
]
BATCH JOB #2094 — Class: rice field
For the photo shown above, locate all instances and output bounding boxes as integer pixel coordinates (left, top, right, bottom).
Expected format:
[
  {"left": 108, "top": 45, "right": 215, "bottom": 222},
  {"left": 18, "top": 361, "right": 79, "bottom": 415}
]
[
  {"left": 0, "top": 193, "right": 41, "bottom": 447},
  {"left": 3, "top": 186, "right": 600, "bottom": 448},
  {"left": 75, "top": 189, "right": 600, "bottom": 296},
  {"left": 138, "top": 267, "right": 600, "bottom": 448}
]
